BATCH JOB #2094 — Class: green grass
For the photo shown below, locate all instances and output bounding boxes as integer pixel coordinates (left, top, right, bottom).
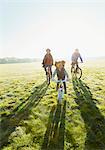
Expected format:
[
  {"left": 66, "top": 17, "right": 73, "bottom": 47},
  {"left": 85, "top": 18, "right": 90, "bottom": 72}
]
[{"left": 0, "top": 60, "right": 105, "bottom": 150}]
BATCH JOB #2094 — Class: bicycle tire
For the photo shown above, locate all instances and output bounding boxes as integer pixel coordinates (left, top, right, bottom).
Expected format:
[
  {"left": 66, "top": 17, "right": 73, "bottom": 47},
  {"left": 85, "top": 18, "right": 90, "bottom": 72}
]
[
  {"left": 71, "top": 66, "right": 82, "bottom": 79},
  {"left": 76, "top": 67, "right": 82, "bottom": 79},
  {"left": 71, "top": 66, "right": 76, "bottom": 78}
]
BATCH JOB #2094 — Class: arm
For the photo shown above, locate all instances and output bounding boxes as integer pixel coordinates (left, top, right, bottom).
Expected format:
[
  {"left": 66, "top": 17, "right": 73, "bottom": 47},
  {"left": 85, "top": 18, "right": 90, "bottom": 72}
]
[
  {"left": 52, "top": 69, "right": 57, "bottom": 79},
  {"left": 79, "top": 54, "right": 83, "bottom": 62},
  {"left": 42, "top": 59, "right": 44, "bottom": 65},
  {"left": 42, "top": 55, "right": 46, "bottom": 67},
  {"left": 52, "top": 56, "right": 54, "bottom": 65},
  {"left": 50, "top": 54, "right": 53, "bottom": 65},
  {"left": 42, "top": 54, "right": 47, "bottom": 66}
]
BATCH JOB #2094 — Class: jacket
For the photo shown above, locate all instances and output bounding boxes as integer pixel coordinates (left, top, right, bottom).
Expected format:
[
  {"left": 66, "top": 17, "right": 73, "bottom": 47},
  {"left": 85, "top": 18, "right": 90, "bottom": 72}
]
[
  {"left": 53, "top": 68, "right": 69, "bottom": 80},
  {"left": 43, "top": 53, "right": 53, "bottom": 65}
]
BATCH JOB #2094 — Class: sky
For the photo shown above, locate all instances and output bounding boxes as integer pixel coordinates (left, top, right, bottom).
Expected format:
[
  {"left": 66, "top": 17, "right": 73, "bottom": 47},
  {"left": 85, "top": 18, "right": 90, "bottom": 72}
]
[{"left": 0, "top": 0, "right": 105, "bottom": 60}]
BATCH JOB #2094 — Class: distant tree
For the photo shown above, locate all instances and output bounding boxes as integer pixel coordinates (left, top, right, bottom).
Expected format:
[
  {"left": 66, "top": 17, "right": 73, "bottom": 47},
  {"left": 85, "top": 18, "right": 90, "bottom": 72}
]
[{"left": 0, "top": 57, "right": 41, "bottom": 64}]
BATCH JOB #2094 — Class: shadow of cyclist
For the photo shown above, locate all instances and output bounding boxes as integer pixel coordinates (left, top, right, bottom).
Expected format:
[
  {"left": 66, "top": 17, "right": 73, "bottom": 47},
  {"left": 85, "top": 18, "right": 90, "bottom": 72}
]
[
  {"left": 72, "top": 78, "right": 105, "bottom": 150},
  {"left": 42, "top": 100, "right": 66, "bottom": 150},
  {"left": 0, "top": 81, "right": 48, "bottom": 148}
]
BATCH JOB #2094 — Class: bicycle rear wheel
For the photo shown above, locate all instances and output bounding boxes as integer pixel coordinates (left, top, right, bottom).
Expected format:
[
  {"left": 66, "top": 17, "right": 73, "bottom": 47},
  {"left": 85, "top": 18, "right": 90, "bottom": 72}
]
[
  {"left": 71, "top": 66, "right": 76, "bottom": 78},
  {"left": 75, "top": 67, "right": 82, "bottom": 79}
]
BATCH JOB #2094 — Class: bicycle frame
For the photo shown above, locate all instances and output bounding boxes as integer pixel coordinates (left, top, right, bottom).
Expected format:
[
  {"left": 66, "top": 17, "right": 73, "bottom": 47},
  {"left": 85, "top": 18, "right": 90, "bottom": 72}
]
[
  {"left": 46, "top": 66, "right": 51, "bottom": 85},
  {"left": 53, "top": 79, "right": 67, "bottom": 103},
  {"left": 71, "top": 62, "right": 82, "bottom": 79},
  {"left": 46, "top": 66, "right": 51, "bottom": 74}
]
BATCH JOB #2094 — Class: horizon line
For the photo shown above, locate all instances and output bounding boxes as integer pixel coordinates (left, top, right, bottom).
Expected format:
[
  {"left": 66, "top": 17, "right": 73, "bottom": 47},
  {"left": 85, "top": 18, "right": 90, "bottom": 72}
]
[{"left": 0, "top": 56, "right": 105, "bottom": 59}]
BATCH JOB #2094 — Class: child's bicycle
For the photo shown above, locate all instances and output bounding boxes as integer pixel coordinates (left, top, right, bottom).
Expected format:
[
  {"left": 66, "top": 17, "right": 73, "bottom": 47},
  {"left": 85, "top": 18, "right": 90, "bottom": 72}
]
[
  {"left": 71, "top": 63, "right": 82, "bottom": 79},
  {"left": 52, "top": 79, "right": 68, "bottom": 103}
]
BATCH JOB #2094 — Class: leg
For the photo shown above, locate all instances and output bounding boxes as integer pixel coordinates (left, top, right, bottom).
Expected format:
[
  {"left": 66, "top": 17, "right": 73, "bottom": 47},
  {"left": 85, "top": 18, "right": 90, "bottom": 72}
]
[
  {"left": 71, "top": 62, "right": 75, "bottom": 73},
  {"left": 56, "top": 83, "right": 59, "bottom": 91},
  {"left": 49, "top": 66, "right": 52, "bottom": 77},
  {"left": 76, "top": 62, "right": 79, "bottom": 72},
  {"left": 76, "top": 62, "right": 79, "bottom": 68},
  {"left": 71, "top": 62, "right": 75, "bottom": 68},
  {"left": 44, "top": 66, "right": 48, "bottom": 75},
  {"left": 63, "top": 82, "right": 67, "bottom": 94}
]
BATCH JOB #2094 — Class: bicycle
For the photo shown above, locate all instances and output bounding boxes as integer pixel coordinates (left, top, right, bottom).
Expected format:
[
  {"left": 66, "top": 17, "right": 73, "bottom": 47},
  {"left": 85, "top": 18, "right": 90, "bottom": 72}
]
[
  {"left": 71, "top": 63, "right": 82, "bottom": 79},
  {"left": 52, "top": 79, "right": 68, "bottom": 103}
]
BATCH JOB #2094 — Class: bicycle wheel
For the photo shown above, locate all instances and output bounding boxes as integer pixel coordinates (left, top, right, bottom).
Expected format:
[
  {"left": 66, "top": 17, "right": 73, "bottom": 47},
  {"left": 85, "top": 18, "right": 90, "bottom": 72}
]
[
  {"left": 71, "top": 66, "right": 76, "bottom": 78},
  {"left": 58, "top": 86, "right": 64, "bottom": 103},
  {"left": 75, "top": 67, "right": 82, "bottom": 79}
]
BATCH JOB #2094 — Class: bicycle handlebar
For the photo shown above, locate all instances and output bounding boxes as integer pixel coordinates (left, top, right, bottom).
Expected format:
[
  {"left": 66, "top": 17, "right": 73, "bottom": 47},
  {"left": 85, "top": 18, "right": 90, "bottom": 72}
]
[{"left": 52, "top": 78, "right": 69, "bottom": 83}]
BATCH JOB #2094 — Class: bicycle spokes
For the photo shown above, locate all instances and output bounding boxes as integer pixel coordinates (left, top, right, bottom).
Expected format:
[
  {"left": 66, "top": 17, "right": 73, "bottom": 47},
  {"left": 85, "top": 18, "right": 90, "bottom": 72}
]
[
  {"left": 71, "top": 66, "right": 82, "bottom": 79},
  {"left": 76, "top": 68, "right": 82, "bottom": 79}
]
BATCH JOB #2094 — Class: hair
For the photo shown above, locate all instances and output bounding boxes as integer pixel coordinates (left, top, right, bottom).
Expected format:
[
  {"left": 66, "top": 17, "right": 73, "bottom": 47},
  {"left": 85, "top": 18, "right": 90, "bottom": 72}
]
[
  {"left": 46, "top": 48, "right": 51, "bottom": 52},
  {"left": 55, "top": 60, "right": 65, "bottom": 68},
  {"left": 61, "top": 60, "right": 65, "bottom": 66},
  {"left": 75, "top": 49, "right": 79, "bottom": 52}
]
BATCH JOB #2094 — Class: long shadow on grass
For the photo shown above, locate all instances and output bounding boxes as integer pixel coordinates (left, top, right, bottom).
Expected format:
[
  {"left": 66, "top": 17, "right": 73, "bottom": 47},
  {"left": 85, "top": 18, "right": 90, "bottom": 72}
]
[
  {"left": 0, "top": 81, "right": 48, "bottom": 149},
  {"left": 42, "top": 100, "right": 66, "bottom": 150},
  {"left": 72, "top": 78, "right": 105, "bottom": 150}
]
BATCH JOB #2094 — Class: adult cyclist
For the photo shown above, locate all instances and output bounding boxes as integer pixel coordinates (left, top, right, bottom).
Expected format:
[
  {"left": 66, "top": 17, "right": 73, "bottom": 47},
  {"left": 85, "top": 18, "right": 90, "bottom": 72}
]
[
  {"left": 42, "top": 48, "right": 53, "bottom": 77},
  {"left": 71, "top": 49, "right": 83, "bottom": 69}
]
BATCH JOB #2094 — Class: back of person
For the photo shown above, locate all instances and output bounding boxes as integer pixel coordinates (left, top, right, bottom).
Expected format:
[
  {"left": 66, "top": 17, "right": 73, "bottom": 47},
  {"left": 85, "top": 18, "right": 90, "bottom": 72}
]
[
  {"left": 71, "top": 49, "right": 83, "bottom": 63},
  {"left": 72, "top": 51, "right": 80, "bottom": 62},
  {"left": 56, "top": 67, "right": 65, "bottom": 80}
]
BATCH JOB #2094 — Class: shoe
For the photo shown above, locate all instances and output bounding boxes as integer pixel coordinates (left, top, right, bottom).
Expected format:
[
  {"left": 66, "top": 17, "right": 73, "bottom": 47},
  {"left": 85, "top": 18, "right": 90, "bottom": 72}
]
[{"left": 64, "top": 91, "right": 67, "bottom": 94}]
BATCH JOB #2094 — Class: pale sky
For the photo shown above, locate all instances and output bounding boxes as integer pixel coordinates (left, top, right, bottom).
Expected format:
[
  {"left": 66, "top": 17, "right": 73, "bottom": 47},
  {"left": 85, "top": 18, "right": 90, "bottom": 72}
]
[{"left": 0, "top": 0, "right": 105, "bottom": 60}]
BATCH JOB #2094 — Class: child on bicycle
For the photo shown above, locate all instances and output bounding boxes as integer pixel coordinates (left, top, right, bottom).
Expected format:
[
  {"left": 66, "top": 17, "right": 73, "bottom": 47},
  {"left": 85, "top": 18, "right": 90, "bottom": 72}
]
[
  {"left": 52, "top": 60, "right": 69, "bottom": 94},
  {"left": 42, "top": 48, "right": 53, "bottom": 77}
]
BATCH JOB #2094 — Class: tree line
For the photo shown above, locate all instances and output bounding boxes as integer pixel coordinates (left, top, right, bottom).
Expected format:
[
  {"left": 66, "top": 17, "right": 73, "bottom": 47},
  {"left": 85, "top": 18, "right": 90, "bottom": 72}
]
[{"left": 0, "top": 57, "right": 40, "bottom": 64}]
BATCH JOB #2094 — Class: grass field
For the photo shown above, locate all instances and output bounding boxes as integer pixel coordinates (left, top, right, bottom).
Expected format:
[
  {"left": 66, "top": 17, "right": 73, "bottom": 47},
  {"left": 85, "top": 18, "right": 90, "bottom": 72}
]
[{"left": 0, "top": 60, "right": 105, "bottom": 150}]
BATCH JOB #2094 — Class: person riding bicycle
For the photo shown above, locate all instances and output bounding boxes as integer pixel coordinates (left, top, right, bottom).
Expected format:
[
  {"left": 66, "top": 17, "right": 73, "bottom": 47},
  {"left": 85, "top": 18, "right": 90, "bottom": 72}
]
[
  {"left": 71, "top": 49, "right": 83, "bottom": 69},
  {"left": 42, "top": 48, "right": 53, "bottom": 77},
  {"left": 52, "top": 60, "right": 69, "bottom": 94}
]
